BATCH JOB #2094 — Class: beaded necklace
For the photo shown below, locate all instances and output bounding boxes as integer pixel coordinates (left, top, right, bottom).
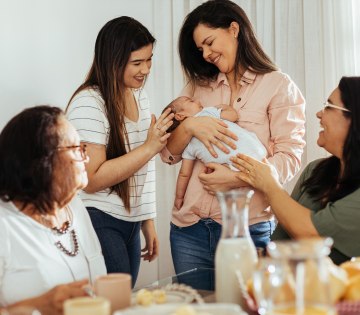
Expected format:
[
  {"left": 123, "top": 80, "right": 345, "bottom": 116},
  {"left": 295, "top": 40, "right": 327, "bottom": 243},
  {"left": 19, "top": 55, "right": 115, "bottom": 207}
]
[{"left": 41, "top": 207, "right": 79, "bottom": 257}]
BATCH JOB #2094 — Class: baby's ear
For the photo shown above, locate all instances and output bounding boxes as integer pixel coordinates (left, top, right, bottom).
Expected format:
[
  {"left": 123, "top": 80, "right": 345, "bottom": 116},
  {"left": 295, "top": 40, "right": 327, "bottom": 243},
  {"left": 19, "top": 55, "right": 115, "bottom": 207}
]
[{"left": 175, "top": 113, "right": 186, "bottom": 121}]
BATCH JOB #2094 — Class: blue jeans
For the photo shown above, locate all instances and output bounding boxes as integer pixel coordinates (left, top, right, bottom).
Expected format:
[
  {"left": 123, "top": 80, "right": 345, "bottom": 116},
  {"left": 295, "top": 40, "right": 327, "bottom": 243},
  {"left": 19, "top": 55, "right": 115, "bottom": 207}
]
[
  {"left": 249, "top": 220, "right": 276, "bottom": 249},
  {"left": 170, "top": 219, "right": 275, "bottom": 289},
  {"left": 87, "top": 207, "right": 141, "bottom": 287},
  {"left": 170, "top": 219, "right": 220, "bottom": 290}
]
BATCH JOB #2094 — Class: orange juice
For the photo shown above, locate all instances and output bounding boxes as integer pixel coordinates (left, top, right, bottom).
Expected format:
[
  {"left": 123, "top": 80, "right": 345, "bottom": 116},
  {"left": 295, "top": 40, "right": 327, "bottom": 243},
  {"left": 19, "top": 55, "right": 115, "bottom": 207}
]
[{"left": 270, "top": 305, "right": 337, "bottom": 315}]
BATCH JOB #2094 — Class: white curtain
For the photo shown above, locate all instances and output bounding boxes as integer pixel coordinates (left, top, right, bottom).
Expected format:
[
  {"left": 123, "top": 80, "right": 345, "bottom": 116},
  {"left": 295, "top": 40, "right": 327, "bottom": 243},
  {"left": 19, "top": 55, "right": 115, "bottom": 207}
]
[
  {"left": 149, "top": 0, "right": 360, "bottom": 280},
  {"left": 148, "top": 0, "right": 205, "bottom": 281}
]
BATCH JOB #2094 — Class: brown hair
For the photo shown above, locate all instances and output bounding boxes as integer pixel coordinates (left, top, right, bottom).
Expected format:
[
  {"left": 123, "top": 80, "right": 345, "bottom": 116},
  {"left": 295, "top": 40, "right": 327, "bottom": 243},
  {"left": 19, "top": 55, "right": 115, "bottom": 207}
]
[
  {"left": 161, "top": 96, "right": 190, "bottom": 133},
  {"left": 0, "top": 106, "right": 64, "bottom": 214},
  {"left": 178, "top": 0, "right": 278, "bottom": 88}
]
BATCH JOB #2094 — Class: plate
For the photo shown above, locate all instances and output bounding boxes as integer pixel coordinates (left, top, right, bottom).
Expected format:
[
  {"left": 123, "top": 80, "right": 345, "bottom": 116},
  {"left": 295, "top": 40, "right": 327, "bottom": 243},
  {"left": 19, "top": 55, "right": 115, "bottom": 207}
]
[
  {"left": 131, "top": 290, "right": 194, "bottom": 305},
  {"left": 114, "top": 303, "right": 247, "bottom": 315}
]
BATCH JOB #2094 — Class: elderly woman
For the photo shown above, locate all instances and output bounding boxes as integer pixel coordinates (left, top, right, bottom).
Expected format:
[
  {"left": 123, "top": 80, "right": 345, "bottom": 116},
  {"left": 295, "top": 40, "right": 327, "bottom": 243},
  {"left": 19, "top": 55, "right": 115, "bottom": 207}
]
[
  {"left": 231, "top": 76, "right": 360, "bottom": 265},
  {"left": 0, "top": 106, "right": 106, "bottom": 314}
]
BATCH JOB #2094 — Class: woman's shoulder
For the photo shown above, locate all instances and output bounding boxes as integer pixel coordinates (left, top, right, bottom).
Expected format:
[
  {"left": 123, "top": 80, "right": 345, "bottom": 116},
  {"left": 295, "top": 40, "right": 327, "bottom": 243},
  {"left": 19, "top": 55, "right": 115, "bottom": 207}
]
[
  {"left": 0, "top": 199, "right": 16, "bottom": 219},
  {"left": 0, "top": 201, "right": 19, "bottom": 244},
  {"left": 258, "top": 70, "right": 304, "bottom": 102},
  {"left": 67, "top": 88, "right": 107, "bottom": 119},
  {"left": 307, "top": 158, "right": 324, "bottom": 168},
  {"left": 69, "top": 88, "right": 104, "bottom": 109},
  {"left": 302, "top": 158, "right": 326, "bottom": 178},
  {"left": 261, "top": 70, "right": 295, "bottom": 85}
]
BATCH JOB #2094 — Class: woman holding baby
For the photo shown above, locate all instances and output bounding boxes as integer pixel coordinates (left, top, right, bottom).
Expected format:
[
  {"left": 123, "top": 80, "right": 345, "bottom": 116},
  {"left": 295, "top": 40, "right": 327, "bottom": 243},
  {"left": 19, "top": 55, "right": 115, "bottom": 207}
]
[{"left": 161, "top": 0, "right": 306, "bottom": 276}]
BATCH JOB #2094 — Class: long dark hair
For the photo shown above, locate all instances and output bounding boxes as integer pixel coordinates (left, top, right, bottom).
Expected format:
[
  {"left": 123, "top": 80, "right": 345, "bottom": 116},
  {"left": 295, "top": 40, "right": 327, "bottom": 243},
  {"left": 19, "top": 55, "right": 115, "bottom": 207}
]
[
  {"left": 178, "top": 0, "right": 278, "bottom": 87},
  {"left": 67, "top": 16, "right": 155, "bottom": 210},
  {"left": 0, "top": 106, "right": 63, "bottom": 214},
  {"left": 302, "top": 77, "right": 360, "bottom": 205}
]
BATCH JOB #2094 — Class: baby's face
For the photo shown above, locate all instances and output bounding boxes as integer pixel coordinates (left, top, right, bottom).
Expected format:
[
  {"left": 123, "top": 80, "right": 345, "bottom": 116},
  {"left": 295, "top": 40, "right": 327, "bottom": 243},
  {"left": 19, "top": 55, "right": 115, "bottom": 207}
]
[{"left": 180, "top": 97, "right": 203, "bottom": 116}]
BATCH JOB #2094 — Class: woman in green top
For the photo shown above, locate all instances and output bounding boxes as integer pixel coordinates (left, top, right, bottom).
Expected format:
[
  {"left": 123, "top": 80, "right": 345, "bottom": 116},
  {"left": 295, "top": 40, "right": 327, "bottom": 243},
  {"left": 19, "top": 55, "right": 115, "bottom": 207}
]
[{"left": 230, "top": 76, "right": 360, "bottom": 265}]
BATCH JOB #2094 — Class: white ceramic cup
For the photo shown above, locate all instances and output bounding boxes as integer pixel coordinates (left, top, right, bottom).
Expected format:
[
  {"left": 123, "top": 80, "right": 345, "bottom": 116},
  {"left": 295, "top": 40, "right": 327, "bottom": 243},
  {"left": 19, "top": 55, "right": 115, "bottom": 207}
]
[
  {"left": 63, "top": 297, "right": 110, "bottom": 315},
  {"left": 95, "top": 273, "right": 132, "bottom": 312}
]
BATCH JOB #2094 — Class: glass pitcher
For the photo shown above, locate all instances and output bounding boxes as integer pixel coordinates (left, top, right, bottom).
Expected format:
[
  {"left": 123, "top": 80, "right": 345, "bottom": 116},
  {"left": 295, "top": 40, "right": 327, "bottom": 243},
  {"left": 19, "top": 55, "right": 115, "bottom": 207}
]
[
  {"left": 215, "top": 188, "right": 258, "bottom": 308},
  {"left": 265, "top": 238, "right": 336, "bottom": 315}
]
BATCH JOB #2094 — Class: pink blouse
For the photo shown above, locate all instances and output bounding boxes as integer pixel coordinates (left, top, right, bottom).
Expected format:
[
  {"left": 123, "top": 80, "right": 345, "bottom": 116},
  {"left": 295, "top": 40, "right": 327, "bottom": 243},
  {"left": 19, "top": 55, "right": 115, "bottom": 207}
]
[{"left": 161, "top": 69, "right": 306, "bottom": 227}]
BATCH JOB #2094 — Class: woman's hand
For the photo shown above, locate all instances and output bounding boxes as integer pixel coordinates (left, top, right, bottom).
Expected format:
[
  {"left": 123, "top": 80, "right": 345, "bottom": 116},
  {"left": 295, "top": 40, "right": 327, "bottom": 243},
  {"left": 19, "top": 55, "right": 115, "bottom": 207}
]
[
  {"left": 141, "top": 219, "right": 159, "bottom": 262},
  {"left": 174, "top": 196, "right": 184, "bottom": 210},
  {"left": 10, "top": 279, "right": 89, "bottom": 315},
  {"left": 198, "top": 163, "right": 247, "bottom": 194},
  {"left": 185, "top": 116, "right": 238, "bottom": 158},
  {"left": 145, "top": 109, "right": 174, "bottom": 154},
  {"left": 230, "top": 153, "right": 281, "bottom": 195}
]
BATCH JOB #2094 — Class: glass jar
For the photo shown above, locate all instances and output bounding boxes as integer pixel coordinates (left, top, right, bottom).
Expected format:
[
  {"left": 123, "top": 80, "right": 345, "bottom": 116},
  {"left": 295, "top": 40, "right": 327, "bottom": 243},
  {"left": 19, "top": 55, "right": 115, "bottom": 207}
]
[
  {"left": 265, "top": 238, "right": 336, "bottom": 315},
  {"left": 215, "top": 188, "right": 258, "bottom": 309}
]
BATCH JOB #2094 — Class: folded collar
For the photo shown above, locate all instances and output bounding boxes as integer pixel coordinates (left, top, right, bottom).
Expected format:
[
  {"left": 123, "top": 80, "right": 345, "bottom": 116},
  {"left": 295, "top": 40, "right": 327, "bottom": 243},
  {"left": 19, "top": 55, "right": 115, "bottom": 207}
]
[{"left": 212, "top": 69, "right": 257, "bottom": 88}]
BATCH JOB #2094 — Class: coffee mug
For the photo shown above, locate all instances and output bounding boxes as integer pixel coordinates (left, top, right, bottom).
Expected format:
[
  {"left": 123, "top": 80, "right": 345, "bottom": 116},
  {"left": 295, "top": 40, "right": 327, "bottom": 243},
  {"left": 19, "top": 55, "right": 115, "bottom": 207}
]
[
  {"left": 95, "top": 273, "right": 132, "bottom": 312},
  {"left": 63, "top": 297, "right": 110, "bottom": 315}
]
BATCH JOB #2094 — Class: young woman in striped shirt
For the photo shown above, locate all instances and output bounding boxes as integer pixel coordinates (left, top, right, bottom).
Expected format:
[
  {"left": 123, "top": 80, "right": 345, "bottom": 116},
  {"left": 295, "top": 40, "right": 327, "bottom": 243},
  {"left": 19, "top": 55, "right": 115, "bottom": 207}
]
[{"left": 67, "top": 16, "right": 173, "bottom": 286}]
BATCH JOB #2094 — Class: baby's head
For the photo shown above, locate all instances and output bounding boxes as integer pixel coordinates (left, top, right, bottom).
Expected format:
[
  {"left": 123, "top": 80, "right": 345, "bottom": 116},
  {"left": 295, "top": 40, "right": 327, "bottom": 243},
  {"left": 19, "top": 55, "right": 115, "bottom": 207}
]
[{"left": 162, "top": 96, "right": 203, "bottom": 132}]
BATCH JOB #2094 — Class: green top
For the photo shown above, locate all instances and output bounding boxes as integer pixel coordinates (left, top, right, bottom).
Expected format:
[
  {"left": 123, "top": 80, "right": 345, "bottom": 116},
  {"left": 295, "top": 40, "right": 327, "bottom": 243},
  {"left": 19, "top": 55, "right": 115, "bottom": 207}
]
[{"left": 271, "top": 159, "right": 360, "bottom": 263}]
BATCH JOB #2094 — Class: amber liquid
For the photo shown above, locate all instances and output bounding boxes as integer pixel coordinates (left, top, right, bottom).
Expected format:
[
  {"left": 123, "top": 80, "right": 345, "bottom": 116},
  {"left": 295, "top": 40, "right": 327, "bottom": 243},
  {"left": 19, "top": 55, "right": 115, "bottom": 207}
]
[{"left": 270, "top": 305, "right": 337, "bottom": 315}]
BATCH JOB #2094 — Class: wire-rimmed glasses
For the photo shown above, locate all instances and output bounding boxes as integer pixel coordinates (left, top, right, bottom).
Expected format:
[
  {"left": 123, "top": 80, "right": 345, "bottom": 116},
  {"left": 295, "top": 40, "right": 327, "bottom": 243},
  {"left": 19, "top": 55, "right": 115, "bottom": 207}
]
[{"left": 57, "top": 144, "right": 88, "bottom": 162}]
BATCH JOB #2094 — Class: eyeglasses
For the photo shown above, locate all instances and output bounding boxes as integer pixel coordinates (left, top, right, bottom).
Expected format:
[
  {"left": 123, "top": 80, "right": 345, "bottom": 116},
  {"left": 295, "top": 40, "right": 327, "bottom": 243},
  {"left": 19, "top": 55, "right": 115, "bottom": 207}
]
[
  {"left": 323, "top": 101, "right": 351, "bottom": 113},
  {"left": 57, "top": 144, "right": 88, "bottom": 161}
]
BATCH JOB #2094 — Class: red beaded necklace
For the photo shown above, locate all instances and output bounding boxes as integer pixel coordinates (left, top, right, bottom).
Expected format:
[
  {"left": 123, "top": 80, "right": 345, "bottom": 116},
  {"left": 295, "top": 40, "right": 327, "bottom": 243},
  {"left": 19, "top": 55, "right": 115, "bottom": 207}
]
[{"left": 41, "top": 207, "right": 79, "bottom": 257}]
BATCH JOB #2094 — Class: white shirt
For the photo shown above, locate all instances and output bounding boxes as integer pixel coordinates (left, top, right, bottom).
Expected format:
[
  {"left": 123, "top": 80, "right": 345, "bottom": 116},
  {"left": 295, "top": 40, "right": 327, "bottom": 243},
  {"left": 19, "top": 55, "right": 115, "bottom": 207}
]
[
  {"left": 66, "top": 88, "right": 156, "bottom": 222},
  {"left": 182, "top": 107, "right": 267, "bottom": 169},
  {"left": 0, "top": 196, "right": 106, "bottom": 306}
]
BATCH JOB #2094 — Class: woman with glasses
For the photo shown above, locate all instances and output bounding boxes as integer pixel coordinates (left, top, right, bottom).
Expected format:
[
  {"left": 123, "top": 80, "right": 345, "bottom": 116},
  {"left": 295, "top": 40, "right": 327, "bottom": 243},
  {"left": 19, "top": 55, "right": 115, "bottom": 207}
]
[
  {"left": 0, "top": 106, "right": 106, "bottom": 314},
  {"left": 66, "top": 16, "right": 173, "bottom": 287},
  {"left": 231, "top": 76, "right": 360, "bottom": 264}
]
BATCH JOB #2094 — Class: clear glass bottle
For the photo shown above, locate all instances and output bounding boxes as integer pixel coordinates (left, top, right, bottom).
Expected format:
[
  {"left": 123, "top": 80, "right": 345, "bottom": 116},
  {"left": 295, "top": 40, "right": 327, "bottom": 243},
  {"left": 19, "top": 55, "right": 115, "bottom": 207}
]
[
  {"left": 266, "top": 238, "right": 336, "bottom": 315},
  {"left": 215, "top": 188, "right": 258, "bottom": 308}
]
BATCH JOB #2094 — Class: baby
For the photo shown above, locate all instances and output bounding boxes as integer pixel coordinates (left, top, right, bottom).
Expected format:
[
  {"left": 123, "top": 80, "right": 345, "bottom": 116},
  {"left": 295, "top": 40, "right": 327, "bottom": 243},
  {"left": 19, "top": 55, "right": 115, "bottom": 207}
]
[{"left": 163, "top": 96, "right": 267, "bottom": 209}]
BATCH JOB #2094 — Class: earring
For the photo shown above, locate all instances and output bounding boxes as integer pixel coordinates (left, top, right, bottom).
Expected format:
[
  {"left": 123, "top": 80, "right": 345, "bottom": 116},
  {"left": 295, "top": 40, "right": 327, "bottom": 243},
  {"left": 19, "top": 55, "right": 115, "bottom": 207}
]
[{"left": 234, "top": 34, "right": 237, "bottom": 38}]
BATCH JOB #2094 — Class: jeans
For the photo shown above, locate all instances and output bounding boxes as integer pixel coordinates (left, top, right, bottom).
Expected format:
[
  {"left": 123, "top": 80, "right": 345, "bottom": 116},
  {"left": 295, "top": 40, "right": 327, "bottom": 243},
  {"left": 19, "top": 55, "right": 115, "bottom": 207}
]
[
  {"left": 170, "top": 219, "right": 220, "bottom": 290},
  {"left": 249, "top": 220, "right": 276, "bottom": 249},
  {"left": 87, "top": 207, "right": 141, "bottom": 287},
  {"left": 170, "top": 219, "right": 275, "bottom": 290}
]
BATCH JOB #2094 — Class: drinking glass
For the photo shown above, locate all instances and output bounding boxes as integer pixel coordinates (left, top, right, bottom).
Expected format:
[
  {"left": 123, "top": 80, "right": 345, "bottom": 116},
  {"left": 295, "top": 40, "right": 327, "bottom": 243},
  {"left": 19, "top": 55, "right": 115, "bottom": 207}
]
[
  {"left": 252, "top": 257, "right": 294, "bottom": 315},
  {"left": 265, "top": 238, "right": 336, "bottom": 315}
]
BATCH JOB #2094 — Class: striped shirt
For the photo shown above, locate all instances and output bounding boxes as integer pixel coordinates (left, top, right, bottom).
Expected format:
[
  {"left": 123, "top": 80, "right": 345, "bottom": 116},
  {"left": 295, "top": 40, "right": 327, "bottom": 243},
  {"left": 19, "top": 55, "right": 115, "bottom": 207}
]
[{"left": 66, "top": 88, "right": 156, "bottom": 222}]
